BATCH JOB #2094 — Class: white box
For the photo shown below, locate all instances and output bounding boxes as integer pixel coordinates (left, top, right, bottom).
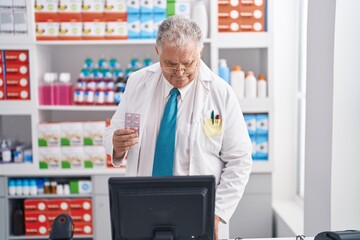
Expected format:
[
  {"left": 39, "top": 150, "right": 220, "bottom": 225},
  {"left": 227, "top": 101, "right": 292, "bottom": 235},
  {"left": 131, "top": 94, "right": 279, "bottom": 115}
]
[
  {"left": 35, "top": 22, "right": 59, "bottom": 38},
  {"left": 13, "top": 9, "right": 28, "bottom": 35},
  {"left": 83, "top": 121, "right": 106, "bottom": 145},
  {"left": 175, "top": 1, "right": 191, "bottom": 18},
  {"left": 34, "top": 0, "right": 58, "bottom": 12},
  {"left": 38, "top": 147, "right": 62, "bottom": 169},
  {"left": 83, "top": 146, "right": 106, "bottom": 169},
  {"left": 82, "top": 21, "right": 106, "bottom": 38},
  {"left": 60, "top": 122, "right": 83, "bottom": 146},
  {"left": 104, "top": 0, "right": 127, "bottom": 13},
  {"left": 140, "top": 0, "right": 153, "bottom": 14},
  {"left": 38, "top": 123, "right": 61, "bottom": 147},
  {"left": 0, "top": 10, "right": 14, "bottom": 35},
  {"left": 61, "top": 146, "right": 84, "bottom": 169},
  {"left": 140, "top": 13, "right": 154, "bottom": 39}
]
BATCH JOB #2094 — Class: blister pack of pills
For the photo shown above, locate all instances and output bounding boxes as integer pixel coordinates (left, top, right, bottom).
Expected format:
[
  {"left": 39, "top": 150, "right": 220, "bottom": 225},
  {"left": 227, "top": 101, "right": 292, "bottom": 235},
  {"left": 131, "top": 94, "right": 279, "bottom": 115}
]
[{"left": 125, "top": 113, "right": 140, "bottom": 134}]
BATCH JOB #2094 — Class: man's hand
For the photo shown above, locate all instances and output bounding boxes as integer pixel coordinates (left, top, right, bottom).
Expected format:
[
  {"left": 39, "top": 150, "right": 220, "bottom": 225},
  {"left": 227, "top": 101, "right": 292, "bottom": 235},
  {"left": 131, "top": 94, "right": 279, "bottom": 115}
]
[
  {"left": 112, "top": 128, "right": 139, "bottom": 159},
  {"left": 214, "top": 214, "right": 220, "bottom": 240}
]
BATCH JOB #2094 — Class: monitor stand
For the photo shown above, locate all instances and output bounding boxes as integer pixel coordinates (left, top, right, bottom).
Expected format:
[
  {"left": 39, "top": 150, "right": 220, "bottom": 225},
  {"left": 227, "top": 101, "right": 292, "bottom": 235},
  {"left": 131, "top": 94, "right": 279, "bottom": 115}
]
[{"left": 154, "top": 230, "right": 175, "bottom": 240}]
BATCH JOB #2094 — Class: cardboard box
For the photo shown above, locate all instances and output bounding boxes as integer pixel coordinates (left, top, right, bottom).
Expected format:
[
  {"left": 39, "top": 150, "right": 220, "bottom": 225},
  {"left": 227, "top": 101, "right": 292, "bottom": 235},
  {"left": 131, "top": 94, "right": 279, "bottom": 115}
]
[
  {"left": 82, "top": 21, "right": 106, "bottom": 40},
  {"left": 127, "top": 13, "right": 140, "bottom": 39},
  {"left": 140, "top": 13, "right": 154, "bottom": 39},
  {"left": 13, "top": 9, "right": 28, "bottom": 35},
  {"left": 4, "top": 50, "right": 29, "bottom": 63},
  {"left": 25, "top": 222, "right": 49, "bottom": 236},
  {"left": 127, "top": 0, "right": 140, "bottom": 14},
  {"left": 105, "top": 20, "right": 128, "bottom": 40},
  {"left": 59, "top": 21, "right": 82, "bottom": 40},
  {"left": 6, "top": 74, "right": 29, "bottom": 87},
  {"left": 24, "top": 212, "right": 47, "bottom": 223},
  {"left": 24, "top": 199, "right": 48, "bottom": 213},
  {"left": 47, "top": 199, "right": 70, "bottom": 212},
  {"left": 69, "top": 198, "right": 92, "bottom": 211},
  {"left": 6, "top": 86, "right": 30, "bottom": 100},
  {"left": 61, "top": 146, "right": 84, "bottom": 169},
  {"left": 38, "top": 123, "right": 61, "bottom": 147},
  {"left": 73, "top": 222, "right": 93, "bottom": 235},
  {"left": 38, "top": 147, "right": 61, "bottom": 169},
  {"left": 5, "top": 62, "right": 29, "bottom": 75},
  {"left": 71, "top": 211, "right": 92, "bottom": 222},
  {"left": 83, "top": 121, "right": 106, "bottom": 145},
  {"left": 60, "top": 122, "right": 83, "bottom": 146},
  {"left": 104, "top": 0, "right": 127, "bottom": 21},
  {"left": 35, "top": 21, "right": 59, "bottom": 40},
  {"left": 0, "top": 10, "right": 14, "bottom": 35},
  {"left": 84, "top": 146, "right": 106, "bottom": 168}
]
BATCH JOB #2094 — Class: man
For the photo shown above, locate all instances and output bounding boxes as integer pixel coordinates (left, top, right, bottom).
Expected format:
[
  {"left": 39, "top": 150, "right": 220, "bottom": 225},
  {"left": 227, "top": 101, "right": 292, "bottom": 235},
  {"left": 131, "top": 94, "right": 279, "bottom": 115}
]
[{"left": 104, "top": 15, "right": 252, "bottom": 239}]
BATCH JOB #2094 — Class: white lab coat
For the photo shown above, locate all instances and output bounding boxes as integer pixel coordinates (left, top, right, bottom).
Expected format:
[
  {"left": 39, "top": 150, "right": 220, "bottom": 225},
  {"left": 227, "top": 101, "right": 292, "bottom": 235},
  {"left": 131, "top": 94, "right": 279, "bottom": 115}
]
[{"left": 104, "top": 60, "right": 252, "bottom": 235}]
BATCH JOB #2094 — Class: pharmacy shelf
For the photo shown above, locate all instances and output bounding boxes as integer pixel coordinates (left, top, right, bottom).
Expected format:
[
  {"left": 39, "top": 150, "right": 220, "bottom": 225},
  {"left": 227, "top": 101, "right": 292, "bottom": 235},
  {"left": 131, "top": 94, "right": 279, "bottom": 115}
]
[
  {"left": 0, "top": 164, "right": 126, "bottom": 176},
  {"left": 34, "top": 38, "right": 212, "bottom": 46},
  {"left": 8, "top": 193, "right": 92, "bottom": 199},
  {"left": 0, "top": 101, "right": 36, "bottom": 115},
  {"left": 239, "top": 98, "right": 273, "bottom": 113},
  {"left": 8, "top": 235, "right": 93, "bottom": 240},
  {"left": 38, "top": 105, "right": 118, "bottom": 111},
  {"left": 214, "top": 32, "right": 272, "bottom": 48},
  {"left": 252, "top": 161, "right": 272, "bottom": 173}
]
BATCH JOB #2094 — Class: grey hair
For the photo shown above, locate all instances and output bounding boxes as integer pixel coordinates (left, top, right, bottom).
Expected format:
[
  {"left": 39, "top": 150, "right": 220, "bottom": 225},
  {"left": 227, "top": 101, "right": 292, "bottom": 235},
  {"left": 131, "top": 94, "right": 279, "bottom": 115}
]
[{"left": 156, "top": 15, "right": 204, "bottom": 53}]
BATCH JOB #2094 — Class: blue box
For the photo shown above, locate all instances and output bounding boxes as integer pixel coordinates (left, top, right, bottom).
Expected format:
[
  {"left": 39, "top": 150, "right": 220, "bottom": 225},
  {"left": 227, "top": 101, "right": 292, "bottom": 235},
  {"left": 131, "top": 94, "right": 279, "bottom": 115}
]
[
  {"left": 140, "top": 13, "right": 154, "bottom": 39},
  {"left": 255, "top": 135, "right": 268, "bottom": 160},
  {"left": 256, "top": 114, "right": 269, "bottom": 135},
  {"left": 127, "top": 13, "right": 140, "bottom": 39},
  {"left": 140, "top": 0, "right": 153, "bottom": 14},
  {"left": 127, "top": 0, "right": 140, "bottom": 13},
  {"left": 244, "top": 114, "right": 256, "bottom": 136},
  {"left": 250, "top": 135, "right": 257, "bottom": 160},
  {"left": 154, "top": 0, "right": 166, "bottom": 14}
]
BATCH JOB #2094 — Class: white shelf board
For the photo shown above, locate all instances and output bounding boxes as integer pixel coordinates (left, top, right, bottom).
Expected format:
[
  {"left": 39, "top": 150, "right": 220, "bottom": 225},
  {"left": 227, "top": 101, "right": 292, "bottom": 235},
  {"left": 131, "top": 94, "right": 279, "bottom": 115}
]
[
  {"left": 38, "top": 105, "right": 118, "bottom": 111},
  {"left": 214, "top": 32, "right": 272, "bottom": 48},
  {"left": 8, "top": 193, "right": 92, "bottom": 199},
  {"left": 0, "top": 164, "right": 126, "bottom": 176},
  {"left": 0, "top": 35, "right": 34, "bottom": 45},
  {"left": 238, "top": 98, "right": 273, "bottom": 113},
  {"left": 0, "top": 101, "right": 36, "bottom": 115},
  {"left": 35, "top": 38, "right": 211, "bottom": 46},
  {"left": 8, "top": 235, "right": 93, "bottom": 240},
  {"left": 251, "top": 160, "right": 272, "bottom": 173}
]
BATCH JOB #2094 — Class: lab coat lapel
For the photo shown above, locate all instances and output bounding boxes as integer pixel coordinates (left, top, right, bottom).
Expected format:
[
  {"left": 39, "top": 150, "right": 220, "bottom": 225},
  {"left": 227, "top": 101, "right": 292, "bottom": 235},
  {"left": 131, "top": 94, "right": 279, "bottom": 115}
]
[{"left": 189, "top": 61, "right": 212, "bottom": 174}]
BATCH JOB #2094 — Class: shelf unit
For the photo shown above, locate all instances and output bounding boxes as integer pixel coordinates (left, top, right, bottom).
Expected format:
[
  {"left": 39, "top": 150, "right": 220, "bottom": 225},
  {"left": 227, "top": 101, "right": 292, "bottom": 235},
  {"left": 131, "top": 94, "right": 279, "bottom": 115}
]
[{"left": 1, "top": 0, "right": 273, "bottom": 239}]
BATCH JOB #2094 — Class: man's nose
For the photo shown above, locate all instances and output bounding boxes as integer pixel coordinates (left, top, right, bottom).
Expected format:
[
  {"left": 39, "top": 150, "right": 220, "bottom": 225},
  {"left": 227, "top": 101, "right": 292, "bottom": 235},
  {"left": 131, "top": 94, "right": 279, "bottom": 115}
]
[{"left": 174, "top": 67, "right": 185, "bottom": 76}]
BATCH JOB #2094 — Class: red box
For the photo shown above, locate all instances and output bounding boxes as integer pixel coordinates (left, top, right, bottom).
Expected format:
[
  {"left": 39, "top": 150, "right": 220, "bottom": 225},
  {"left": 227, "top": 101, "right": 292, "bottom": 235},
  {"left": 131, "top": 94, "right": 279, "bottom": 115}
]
[
  {"left": 0, "top": 74, "right": 4, "bottom": 87},
  {"left": 6, "top": 86, "right": 30, "bottom": 100},
  {"left": 0, "top": 51, "right": 3, "bottom": 63},
  {"left": 69, "top": 198, "right": 92, "bottom": 212},
  {"left": 25, "top": 222, "right": 50, "bottom": 236},
  {"left": 47, "top": 211, "right": 70, "bottom": 223},
  {"left": 6, "top": 74, "right": 29, "bottom": 87},
  {"left": 0, "top": 63, "right": 4, "bottom": 75},
  {"left": 73, "top": 222, "right": 93, "bottom": 235},
  {"left": 24, "top": 199, "right": 48, "bottom": 213},
  {"left": 5, "top": 62, "right": 29, "bottom": 75},
  {"left": 71, "top": 211, "right": 92, "bottom": 223},
  {"left": 0, "top": 87, "right": 4, "bottom": 100},
  {"left": 47, "top": 199, "right": 70, "bottom": 212},
  {"left": 4, "top": 50, "right": 29, "bottom": 63},
  {"left": 24, "top": 212, "right": 48, "bottom": 224}
]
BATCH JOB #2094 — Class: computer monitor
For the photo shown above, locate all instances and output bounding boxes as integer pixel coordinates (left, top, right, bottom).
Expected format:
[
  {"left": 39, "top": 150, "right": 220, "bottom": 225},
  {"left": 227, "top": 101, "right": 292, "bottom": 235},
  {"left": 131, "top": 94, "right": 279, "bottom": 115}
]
[{"left": 108, "top": 175, "right": 215, "bottom": 240}]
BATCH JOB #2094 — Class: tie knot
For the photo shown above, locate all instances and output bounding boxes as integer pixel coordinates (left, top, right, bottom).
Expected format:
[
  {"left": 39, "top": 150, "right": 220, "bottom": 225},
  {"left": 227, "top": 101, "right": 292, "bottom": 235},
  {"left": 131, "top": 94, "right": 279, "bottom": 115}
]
[{"left": 170, "top": 88, "right": 180, "bottom": 97}]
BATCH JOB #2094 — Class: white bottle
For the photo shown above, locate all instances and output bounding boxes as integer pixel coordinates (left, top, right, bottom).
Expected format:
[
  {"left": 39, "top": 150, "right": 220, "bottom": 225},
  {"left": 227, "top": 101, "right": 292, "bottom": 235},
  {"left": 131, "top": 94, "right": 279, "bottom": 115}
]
[
  {"left": 230, "top": 65, "right": 245, "bottom": 99},
  {"left": 245, "top": 71, "right": 257, "bottom": 98},
  {"left": 257, "top": 74, "right": 267, "bottom": 98},
  {"left": 192, "top": 0, "right": 208, "bottom": 40}
]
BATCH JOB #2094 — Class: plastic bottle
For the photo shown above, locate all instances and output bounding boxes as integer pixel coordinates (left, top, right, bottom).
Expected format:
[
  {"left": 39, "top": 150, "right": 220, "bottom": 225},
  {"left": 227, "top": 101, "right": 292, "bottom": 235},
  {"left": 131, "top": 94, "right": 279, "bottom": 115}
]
[
  {"left": 1, "top": 139, "right": 12, "bottom": 163},
  {"left": 218, "top": 59, "right": 230, "bottom": 84},
  {"left": 8, "top": 179, "right": 16, "bottom": 196},
  {"left": 15, "top": 179, "right": 22, "bottom": 195},
  {"left": 257, "top": 73, "right": 267, "bottom": 98},
  {"left": 56, "top": 73, "right": 73, "bottom": 105},
  {"left": 39, "top": 73, "right": 57, "bottom": 105},
  {"left": 29, "top": 179, "right": 37, "bottom": 195},
  {"left": 192, "top": 0, "right": 208, "bottom": 40},
  {"left": 245, "top": 71, "right": 257, "bottom": 98},
  {"left": 22, "top": 179, "right": 29, "bottom": 195},
  {"left": 230, "top": 65, "right": 245, "bottom": 99},
  {"left": 11, "top": 205, "right": 25, "bottom": 235}
]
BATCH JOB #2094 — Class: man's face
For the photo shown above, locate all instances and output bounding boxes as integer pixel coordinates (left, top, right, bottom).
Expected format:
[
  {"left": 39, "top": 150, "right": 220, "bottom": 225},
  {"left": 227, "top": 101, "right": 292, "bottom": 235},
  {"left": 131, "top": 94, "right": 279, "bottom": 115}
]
[{"left": 156, "top": 42, "right": 202, "bottom": 89}]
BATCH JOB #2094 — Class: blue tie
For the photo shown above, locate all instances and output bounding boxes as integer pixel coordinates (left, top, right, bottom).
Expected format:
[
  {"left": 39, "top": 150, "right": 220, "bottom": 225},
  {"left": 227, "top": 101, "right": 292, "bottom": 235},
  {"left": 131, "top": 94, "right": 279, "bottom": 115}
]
[{"left": 152, "top": 88, "right": 180, "bottom": 176}]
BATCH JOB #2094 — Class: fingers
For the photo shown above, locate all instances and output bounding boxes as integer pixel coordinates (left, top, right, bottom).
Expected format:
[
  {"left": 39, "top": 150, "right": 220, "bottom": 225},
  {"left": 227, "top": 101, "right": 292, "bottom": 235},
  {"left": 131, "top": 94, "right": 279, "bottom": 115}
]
[
  {"left": 214, "top": 215, "right": 220, "bottom": 240},
  {"left": 112, "top": 128, "right": 139, "bottom": 154}
]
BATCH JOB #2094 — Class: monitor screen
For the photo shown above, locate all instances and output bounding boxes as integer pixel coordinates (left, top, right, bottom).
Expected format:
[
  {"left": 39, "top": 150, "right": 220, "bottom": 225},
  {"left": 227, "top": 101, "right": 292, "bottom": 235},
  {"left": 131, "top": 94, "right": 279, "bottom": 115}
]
[{"left": 108, "top": 175, "right": 215, "bottom": 240}]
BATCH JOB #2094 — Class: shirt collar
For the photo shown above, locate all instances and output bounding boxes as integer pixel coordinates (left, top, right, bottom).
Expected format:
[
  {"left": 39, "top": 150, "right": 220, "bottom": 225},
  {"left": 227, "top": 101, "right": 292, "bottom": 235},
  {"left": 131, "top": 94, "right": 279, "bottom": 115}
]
[{"left": 163, "top": 75, "right": 195, "bottom": 101}]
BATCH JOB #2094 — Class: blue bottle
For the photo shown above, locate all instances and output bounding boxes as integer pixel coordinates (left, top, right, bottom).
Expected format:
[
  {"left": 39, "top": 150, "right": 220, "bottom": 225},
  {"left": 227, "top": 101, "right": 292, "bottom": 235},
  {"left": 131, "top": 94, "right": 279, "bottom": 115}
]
[{"left": 218, "top": 59, "right": 230, "bottom": 84}]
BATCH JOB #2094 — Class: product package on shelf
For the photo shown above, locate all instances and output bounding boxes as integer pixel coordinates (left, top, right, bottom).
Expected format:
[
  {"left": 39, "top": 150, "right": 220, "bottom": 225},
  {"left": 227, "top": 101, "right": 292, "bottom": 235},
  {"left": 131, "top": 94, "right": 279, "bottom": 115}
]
[
  {"left": 218, "top": 0, "right": 266, "bottom": 32},
  {"left": 0, "top": 50, "right": 30, "bottom": 100},
  {"left": 244, "top": 113, "right": 269, "bottom": 161}
]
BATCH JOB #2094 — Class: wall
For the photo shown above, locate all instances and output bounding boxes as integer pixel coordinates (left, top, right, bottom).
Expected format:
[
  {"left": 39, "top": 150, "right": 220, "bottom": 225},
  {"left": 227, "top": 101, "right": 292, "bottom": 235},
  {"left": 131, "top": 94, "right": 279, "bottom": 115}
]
[
  {"left": 305, "top": 0, "right": 360, "bottom": 235},
  {"left": 331, "top": 0, "right": 360, "bottom": 230}
]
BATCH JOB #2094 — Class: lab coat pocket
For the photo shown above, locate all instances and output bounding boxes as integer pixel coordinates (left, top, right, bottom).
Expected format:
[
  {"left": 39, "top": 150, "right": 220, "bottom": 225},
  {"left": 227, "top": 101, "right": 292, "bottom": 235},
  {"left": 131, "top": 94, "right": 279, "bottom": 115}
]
[{"left": 203, "top": 117, "right": 222, "bottom": 136}]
